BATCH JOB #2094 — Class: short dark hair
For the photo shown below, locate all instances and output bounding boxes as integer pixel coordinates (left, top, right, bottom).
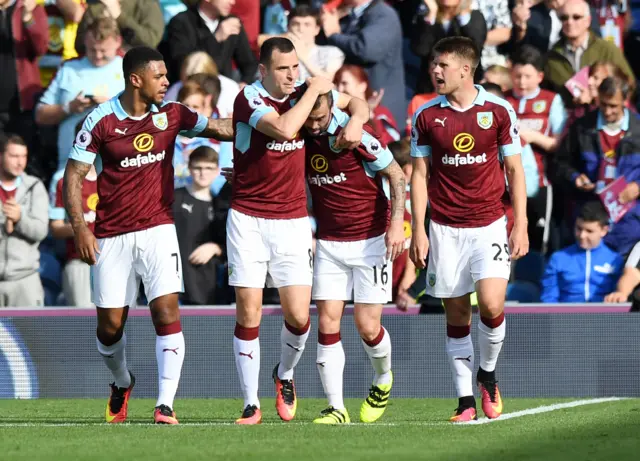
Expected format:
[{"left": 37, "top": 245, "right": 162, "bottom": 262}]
[
  {"left": 260, "top": 37, "right": 296, "bottom": 66},
  {"left": 288, "top": 5, "right": 320, "bottom": 26},
  {"left": 577, "top": 201, "right": 609, "bottom": 227},
  {"left": 481, "top": 82, "right": 504, "bottom": 98},
  {"left": 388, "top": 139, "right": 411, "bottom": 168},
  {"left": 431, "top": 36, "right": 480, "bottom": 72},
  {"left": 0, "top": 133, "right": 27, "bottom": 154},
  {"left": 123, "top": 46, "right": 165, "bottom": 80},
  {"left": 312, "top": 90, "right": 334, "bottom": 111},
  {"left": 511, "top": 45, "right": 545, "bottom": 72},
  {"left": 187, "top": 73, "right": 222, "bottom": 105},
  {"left": 189, "top": 146, "right": 219, "bottom": 166},
  {"left": 598, "top": 76, "right": 631, "bottom": 101}
]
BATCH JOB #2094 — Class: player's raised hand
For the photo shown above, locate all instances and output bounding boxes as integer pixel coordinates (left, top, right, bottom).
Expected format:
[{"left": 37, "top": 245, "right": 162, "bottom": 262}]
[
  {"left": 385, "top": 220, "right": 405, "bottom": 261},
  {"left": 509, "top": 224, "right": 529, "bottom": 261},
  {"left": 74, "top": 226, "right": 100, "bottom": 265},
  {"left": 221, "top": 167, "right": 233, "bottom": 183},
  {"left": 409, "top": 229, "right": 429, "bottom": 269}
]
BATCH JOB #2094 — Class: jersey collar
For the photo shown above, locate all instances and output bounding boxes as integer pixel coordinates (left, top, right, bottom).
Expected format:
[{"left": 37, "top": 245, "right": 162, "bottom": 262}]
[
  {"left": 111, "top": 92, "right": 160, "bottom": 121},
  {"left": 596, "top": 108, "right": 629, "bottom": 131},
  {"left": 438, "top": 85, "right": 487, "bottom": 109}
]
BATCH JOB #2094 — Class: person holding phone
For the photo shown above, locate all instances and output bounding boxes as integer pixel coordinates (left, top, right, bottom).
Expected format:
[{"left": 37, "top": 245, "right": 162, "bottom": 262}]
[{"left": 35, "top": 17, "right": 125, "bottom": 170}]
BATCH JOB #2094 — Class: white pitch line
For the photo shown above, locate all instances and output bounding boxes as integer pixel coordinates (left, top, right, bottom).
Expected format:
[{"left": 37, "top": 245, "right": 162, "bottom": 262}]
[
  {"left": 461, "top": 397, "right": 626, "bottom": 425},
  {"left": 0, "top": 398, "right": 627, "bottom": 428}
]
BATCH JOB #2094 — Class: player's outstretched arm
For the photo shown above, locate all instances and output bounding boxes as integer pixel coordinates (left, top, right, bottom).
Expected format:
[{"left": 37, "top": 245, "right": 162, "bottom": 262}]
[
  {"left": 256, "top": 77, "right": 334, "bottom": 141},
  {"left": 409, "top": 156, "right": 429, "bottom": 269},
  {"left": 380, "top": 159, "right": 407, "bottom": 261},
  {"left": 504, "top": 154, "right": 529, "bottom": 260},
  {"left": 198, "top": 118, "right": 234, "bottom": 142},
  {"left": 63, "top": 159, "right": 100, "bottom": 265}
]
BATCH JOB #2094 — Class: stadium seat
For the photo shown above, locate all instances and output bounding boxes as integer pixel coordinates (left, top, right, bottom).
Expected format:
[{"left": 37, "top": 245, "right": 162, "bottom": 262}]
[
  {"left": 38, "top": 251, "right": 62, "bottom": 307},
  {"left": 507, "top": 281, "right": 541, "bottom": 303},
  {"left": 513, "top": 251, "right": 545, "bottom": 286}
]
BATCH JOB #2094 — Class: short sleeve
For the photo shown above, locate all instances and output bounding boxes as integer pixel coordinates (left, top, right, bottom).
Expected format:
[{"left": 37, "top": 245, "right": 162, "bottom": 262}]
[
  {"left": 626, "top": 242, "right": 640, "bottom": 269},
  {"left": 39, "top": 67, "right": 64, "bottom": 106},
  {"left": 355, "top": 129, "right": 393, "bottom": 172},
  {"left": 49, "top": 176, "right": 66, "bottom": 220},
  {"left": 498, "top": 104, "right": 521, "bottom": 157},
  {"left": 235, "top": 86, "right": 276, "bottom": 129},
  {"left": 176, "top": 102, "right": 208, "bottom": 137},
  {"left": 69, "top": 107, "right": 104, "bottom": 164},
  {"left": 548, "top": 94, "right": 568, "bottom": 136},
  {"left": 410, "top": 109, "right": 431, "bottom": 158}
]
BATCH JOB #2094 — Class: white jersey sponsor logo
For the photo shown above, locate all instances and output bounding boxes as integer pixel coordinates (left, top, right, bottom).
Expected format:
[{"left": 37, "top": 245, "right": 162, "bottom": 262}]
[
  {"left": 307, "top": 172, "right": 348, "bottom": 186},
  {"left": 266, "top": 139, "right": 305, "bottom": 152},
  {"left": 441, "top": 153, "right": 488, "bottom": 167},
  {"left": 120, "top": 151, "right": 166, "bottom": 168}
]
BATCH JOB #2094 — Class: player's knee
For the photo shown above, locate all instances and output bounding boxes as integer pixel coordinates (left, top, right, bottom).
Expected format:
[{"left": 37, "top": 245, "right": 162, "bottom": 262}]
[
  {"left": 96, "top": 321, "right": 124, "bottom": 345},
  {"left": 478, "top": 299, "right": 504, "bottom": 319},
  {"left": 284, "top": 311, "right": 310, "bottom": 330},
  {"left": 318, "top": 313, "right": 340, "bottom": 334},
  {"left": 355, "top": 318, "right": 382, "bottom": 343},
  {"left": 150, "top": 305, "right": 180, "bottom": 327}
]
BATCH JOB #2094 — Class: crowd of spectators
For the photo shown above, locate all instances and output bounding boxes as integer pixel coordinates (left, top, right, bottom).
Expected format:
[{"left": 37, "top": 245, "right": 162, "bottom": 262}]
[{"left": 0, "top": 0, "right": 638, "bottom": 310}]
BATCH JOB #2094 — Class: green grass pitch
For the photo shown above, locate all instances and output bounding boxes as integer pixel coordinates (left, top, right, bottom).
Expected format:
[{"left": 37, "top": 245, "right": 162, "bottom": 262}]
[{"left": 1, "top": 398, "right": 639, "bottom": 461}]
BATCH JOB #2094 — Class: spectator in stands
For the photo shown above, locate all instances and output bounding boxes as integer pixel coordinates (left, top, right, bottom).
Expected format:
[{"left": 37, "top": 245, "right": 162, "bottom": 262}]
[
  {"left": 48, "top": 134, "right": 97, "bottom": 306},
  {"left": 333, "top": 64, "right": 400, "bottom": 145},
  {"left": 0, "top": 0, "right": 48, "bottom": 163},
  {"left": 259, "top": 5, "right": 345, "bottom": 81},
  {"left": 605, "top": 240, "right": 640, "bottom": 307},
  {"left": 75, "top": 0, "right": 164, "bottom": 55},
  {"left": 36, "top": 17, "right": 125, "bottom": 171},
  {"left": 166, "top": 0, "right": 258, "bottom": 85},
  {"left": 321, "top": 0, "right": 407, "bottom": 128},
  {"left": 480, "top": 64, "right": 512, "bottom": 93},
  {"left": 164, "top": 51, "right": 239, "bottom": 117},
  {"left": 159, "top": 0, "right": 187, "bottom": 25},
  {"left": 173, "top": 81, "right": 223, "bottom": 189},
  {"left": 0, "top": 134, "right": 48, "bottom": 307},
  {"left": 405, "top": 72, "right": 438, "bottom": 137},
  {"left": 230, "top": 0, "right": 259, "bottom": 55},
  {"left": 543, "top": 0, "right": 634, "bottom": 107},
  {"left": 505, "top": 45, "right": 567, "bottom": 253},
  {"left": 570, "top": 61, "right": 635, "bottom": 123},
  {"left": 509, "top": 0, "right": 599, "bottom": 53},
  {"left": 472, "top": 0, "right": 512, "bottom": 68},
  {"left": 410, "top": 0, "right": 487, "bottom": 94},
  {"left": 551, "top": 76, "right": 640, "bottom": 256},
  {"left": 39, "top": 0, "right": 86, "bottom": 87},
  {"left": 541, "top": 201, "right": 624, "bottom": 303},
  {"left": 173, "top": 146, "right": 227, "bottom": 305}
]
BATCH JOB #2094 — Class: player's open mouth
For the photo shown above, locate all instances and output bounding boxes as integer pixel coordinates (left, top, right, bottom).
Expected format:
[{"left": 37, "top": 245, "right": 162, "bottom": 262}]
[{"left": 435, "top": 78, "right": 445, "bottom": 85}]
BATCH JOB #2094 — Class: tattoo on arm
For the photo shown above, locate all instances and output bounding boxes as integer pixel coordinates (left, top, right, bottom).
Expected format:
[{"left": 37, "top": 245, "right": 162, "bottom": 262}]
[
  {"left": 200, "top": 118, "right": 234, "bottom": 141},
  {"left": 63, "top": 159, "right": 92, "bottom": 232},
  {"left": 381, "top": 160, "right": 406, "bottom": 221}
]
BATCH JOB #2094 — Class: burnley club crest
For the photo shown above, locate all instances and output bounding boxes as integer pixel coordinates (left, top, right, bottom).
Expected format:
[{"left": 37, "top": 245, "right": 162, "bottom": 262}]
[
  {"left": 477, "top": 112, "right": 493, "bottom": 130},
  {"left": 152, "top": 113, "right": 168, "bottom": 131}
]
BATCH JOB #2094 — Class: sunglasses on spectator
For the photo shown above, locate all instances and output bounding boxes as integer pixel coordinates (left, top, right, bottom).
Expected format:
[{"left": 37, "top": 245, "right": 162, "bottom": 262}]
[{"left": 559, "top": 14, "right": 584, "bottom": 22}]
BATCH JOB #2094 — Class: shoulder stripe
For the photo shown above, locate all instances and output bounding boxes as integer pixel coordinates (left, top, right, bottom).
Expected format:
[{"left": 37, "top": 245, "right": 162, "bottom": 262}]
[
  {"left": 83, "top": 101, "right": 114, "bottom": 133},
  {"left": 411, "top": 96, "right": 445, "bottom": 126}
]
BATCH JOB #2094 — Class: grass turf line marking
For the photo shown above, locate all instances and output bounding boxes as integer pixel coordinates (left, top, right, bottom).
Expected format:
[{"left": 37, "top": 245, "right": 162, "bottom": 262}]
[
  {"left": 462, "top": 397, "right": 625, "bottom": 425},
  {"left": 0, "top": 398, "right": 627, "bottom": 427}
]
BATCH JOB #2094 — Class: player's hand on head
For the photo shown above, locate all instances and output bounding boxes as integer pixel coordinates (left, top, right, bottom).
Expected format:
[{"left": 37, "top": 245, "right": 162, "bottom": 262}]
[
  {"left": 221, "top": 167, "right": 233, "bottom": 183},
  {"left": 508, "top": 224, "right": 529, "bottom": 260},
  {"left": 189, "top": 243, "right": 222, "bottom": 266},
  {"left": 74, "top": 226, "right": 100, "bottom": 265},
  {"left": 306, "top": 76, "right": 334, "bottom": 96},
  {"left": 575, "top": 173, "right": 595, "bottom": 191},
  {"left": 385, "top": 220, "right": 405, "bottom": 261},
  {"left": 409, "top": 230, "right": 429, "bottom": 269}
]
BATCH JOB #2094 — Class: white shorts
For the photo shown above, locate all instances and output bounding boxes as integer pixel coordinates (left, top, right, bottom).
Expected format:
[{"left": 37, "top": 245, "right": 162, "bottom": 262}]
[
  {"left": 226, "top": 209, "right": 313, "bottom": 289},
  {"left": 312, "top": 234, "right": 391, "bottom": 304},
  {"left": 91, "top": 224, "right": 182, "bottom": 308},
  {"left": 425, "top": 216, "right": 511, "bottom": 298}
]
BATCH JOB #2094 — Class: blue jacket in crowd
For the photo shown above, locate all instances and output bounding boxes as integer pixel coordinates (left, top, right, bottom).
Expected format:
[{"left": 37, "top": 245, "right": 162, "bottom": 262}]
[{"left": 541, "top": 242, "right": 624, "bottom": 303}]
